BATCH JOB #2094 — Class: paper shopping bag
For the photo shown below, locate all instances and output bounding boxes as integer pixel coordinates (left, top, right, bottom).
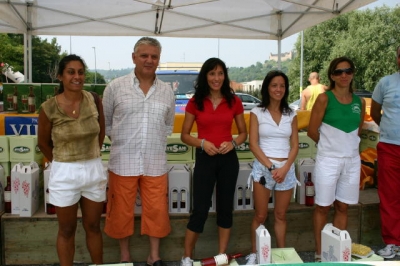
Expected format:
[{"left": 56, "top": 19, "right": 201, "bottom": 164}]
[
  {"left": 256, "top": 224, "right": 271, "bottom": 264},
  {"left": 321, "top": 223, "right": 352, "bottom": 262}
]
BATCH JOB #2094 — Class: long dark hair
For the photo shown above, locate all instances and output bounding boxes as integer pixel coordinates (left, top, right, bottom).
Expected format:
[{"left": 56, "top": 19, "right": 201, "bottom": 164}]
[
  {"left": 259, "top": 70, "right": 292, "bottom": 115},
  {"left": 57, "top": 54, "right": 87, "bottom": 94},
  {"left": 193, "top": 58, "right": 235, "bottom": 111},
  {"left": 327, "top": 56, "right": 355, "bottom": 93}
]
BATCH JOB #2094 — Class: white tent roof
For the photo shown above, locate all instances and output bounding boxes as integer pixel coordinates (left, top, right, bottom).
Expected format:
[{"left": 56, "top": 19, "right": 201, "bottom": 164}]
[{"left": 0, "top": 0, "right": 375, "bottom": 39}]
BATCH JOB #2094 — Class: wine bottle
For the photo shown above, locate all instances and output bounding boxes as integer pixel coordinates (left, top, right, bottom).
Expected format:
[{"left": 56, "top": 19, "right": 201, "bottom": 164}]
[
  {"left": 237, "top": 186, "right": 243, "bottom": 206},
  {"left": 28, "top": 86, "right": 35, "bottom": 113},
  {"left": 200, "top": 253, "right": 242, "bottom": 266},
  {"left": 172, "top": 189, "right": 178, "bottom": 209},
  {"left": 305, "top": 172, "right": 315, "bottom": 206},
  {"left": 12, "top": 86, "right": 18, "bottom": 110},
  {"left": 46, "top": 188, "right": 56, "bottom": 214},
  {"left": 4, "top": 176, "right": 11, "bottom": 213},
  {"left": 245, "top": 186, "right": 251, "bottom": 205},
  {"left": 180, "top": 189, "right": 186, "bottom": 209}
]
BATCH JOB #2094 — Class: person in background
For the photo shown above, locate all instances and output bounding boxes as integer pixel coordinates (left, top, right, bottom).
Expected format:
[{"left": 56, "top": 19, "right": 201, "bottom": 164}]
[
  {"left": 308, "top": 57, "right": 365, "bottom": 262},
  {"left": 38, "top": 54, "right": 107, "bottom": 266},
  {"left": 180, "top": 57, "right": 247, "bottom": 266},
  {"left": 300, "top": 72, "right": 327, "bottom": 111},
  {"left": 370, "top": 45, "right": 400, "bottom": 259},
  {"left": 103, "top": 37, "right": 175, "bottom": 265},
  {"left": 245, "top": 70, "right": 299, "bottom": 265}
]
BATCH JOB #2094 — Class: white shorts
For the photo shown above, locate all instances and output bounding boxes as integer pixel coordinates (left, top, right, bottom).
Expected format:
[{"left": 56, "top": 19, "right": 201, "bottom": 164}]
[
  {"left": 49, "top": 157, "right": 107, "bottom": 207},
  {"left": 314, "top": 154, "right": 360, "bottom": 206}
]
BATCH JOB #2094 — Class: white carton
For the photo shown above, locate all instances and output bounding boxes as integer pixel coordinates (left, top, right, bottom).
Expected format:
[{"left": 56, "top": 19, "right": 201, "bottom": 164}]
[
  {"left": 43, "top": 163, "right": 51, "bottom": 213},
  {"left": 168, "top": 162, "right": 191, "bottom": 213},
  {"left": 256, "top": 224, "right": 271, "bottom": 264},
  {"left": 11, "top": 162, "right": 24, "bottom": 214},
  {"left": 296, "top": 158, "right": 315, "bottom": 204},
  {"left": 234, "top": 162, "right": 253, "bottom": 210},
  {"left": 321, "top": 223, "right": 352, "bottom": 262},
  {"left": 18, "top": 162, "right": 40, "bottom": 217}
]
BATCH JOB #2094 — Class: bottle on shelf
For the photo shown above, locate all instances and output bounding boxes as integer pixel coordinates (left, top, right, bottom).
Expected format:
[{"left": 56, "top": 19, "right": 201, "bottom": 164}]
[
  {"left": 13, "top": 86, "right": 18, "bottom": 110},
  {"left": 200, "top": 253, "right": 243, "bottom": 266},
  {"left": 4, "top": 176, "right": 11, "bottom": 213},
  {"left": 28, "top": 86, "right": 35, "bottom": 113},
  {"left": 305, "top": 172, "right": 315, "bottom": 206},
  {"left": 46, "top": 188, "right": 56, "bottom": 214},
  {"left": 180, "top": 189, "right": 186, "bottom": 209},
  {"left": 237, "top": 186, "right": 243, "bottom": 206},
  {"left": 172, "top": 189, "right": 178, "bottom": 209},
  {"left": 245, "top": 186, "right": 251, "bottom": 205}
]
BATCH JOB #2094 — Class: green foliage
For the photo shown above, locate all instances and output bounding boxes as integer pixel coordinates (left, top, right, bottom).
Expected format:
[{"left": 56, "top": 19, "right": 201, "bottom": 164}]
[
  {"left": 228, "top": 60, "right": 292, "bottom": 83},
  {"left": 0, "top": 34, "right": 63, "bottom": 83},
  {"left": 85, "top": 71, "right": 106, "bottom": 84},
  {"left": 287, "top": 6, "right": 400, "bottom": 103}
]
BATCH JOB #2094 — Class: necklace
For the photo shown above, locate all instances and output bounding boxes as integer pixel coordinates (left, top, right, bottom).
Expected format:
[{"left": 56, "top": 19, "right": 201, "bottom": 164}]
[
  {"left": 62, "top": 93, "right": 82, "bottom": 115},
  {"left": 210, "top": 96, "right": 222, "bottom": 110}
]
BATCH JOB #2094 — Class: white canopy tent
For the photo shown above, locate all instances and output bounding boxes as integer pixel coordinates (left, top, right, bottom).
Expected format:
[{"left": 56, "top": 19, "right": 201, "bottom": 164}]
[{"left": 0, "top": 0, "right": 375, "bottom": 82}]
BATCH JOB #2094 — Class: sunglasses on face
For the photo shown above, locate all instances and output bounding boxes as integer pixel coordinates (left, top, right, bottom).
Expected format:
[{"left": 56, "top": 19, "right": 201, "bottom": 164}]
[{"left": 332, "top": 68, "right": 354, "bottom": 76}]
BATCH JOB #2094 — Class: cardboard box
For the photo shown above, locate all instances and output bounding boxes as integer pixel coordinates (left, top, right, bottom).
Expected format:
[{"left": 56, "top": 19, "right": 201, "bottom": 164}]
[
  {"left": 0, "top": 135, "right": 10, "bottom": 162},
  {"left": 296, "top": 158, "right": 315, "bottom": 205},
  {"left": 9, "top": 135, "right": 43, "bottom": 163},
  {"left": 11, "top": 162, "right": 24, "bottom": 214},
  {"left": 232, "top": 135, "right": 254, "bottom": 160},
  {"left": 297, "top": 132, "right": 314, "bottom": 159},
  {"left": 2, "top": 83, "right": 41, "bottom": 114},
  {"left": 256, "top": 224, "right": 271, "bottom": 264},
  {"left": 166, "top": 133, "right": 193, "bottom": 161},
  {"left": 101, "top": 136, "right": 111, "bottom": 161},
  {"left": 168, "top": 162, "right": 192, "bottom": 213},
  {"left": 234, "top": 161, "right": 253, "bottom": 210},
  {"left": 19, "top": 162, "right": 40, "bottom": 217},
  {"left": 321, "top": 223, "right": 352, "bottom": 262},
  {"left": 271, "top": 248, "right": 303, "bottom": 263}
]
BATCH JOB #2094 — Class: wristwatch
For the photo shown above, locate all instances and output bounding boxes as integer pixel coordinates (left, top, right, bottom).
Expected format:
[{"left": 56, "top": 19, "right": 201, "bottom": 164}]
[{"left": 268, "top": 164, "right": 276, "bottom": 171}]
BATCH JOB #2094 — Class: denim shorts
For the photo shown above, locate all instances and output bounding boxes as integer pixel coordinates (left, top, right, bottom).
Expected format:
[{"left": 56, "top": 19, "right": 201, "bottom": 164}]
[{"left": 249, "top": 159, "right": 297, "bottom": 191}]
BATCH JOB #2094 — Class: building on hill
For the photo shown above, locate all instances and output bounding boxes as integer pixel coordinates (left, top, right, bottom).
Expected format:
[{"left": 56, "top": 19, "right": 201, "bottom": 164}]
[
  {"left": 159, "top": 62, "right": 202, "bottom": 71},
  {"left": 240, "top": 80, "right": 263, "bottom": 93},
  {"left": 269, "top": 50, "right": 294, "bottom": 62}
]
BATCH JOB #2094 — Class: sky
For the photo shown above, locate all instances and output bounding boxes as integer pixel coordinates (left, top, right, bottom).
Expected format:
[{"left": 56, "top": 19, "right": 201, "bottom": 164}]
[{"left": 39, "top": 0, "right": 397, "bottom": 71}]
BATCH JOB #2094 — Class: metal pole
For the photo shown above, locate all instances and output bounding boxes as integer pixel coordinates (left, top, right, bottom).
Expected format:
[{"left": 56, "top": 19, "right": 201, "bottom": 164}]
[
  {"left": 92, "top": 47, "right": 97, "bottom": 84},
  {"left": 300, "top": 31, "right": 304, "bottom": 96}
]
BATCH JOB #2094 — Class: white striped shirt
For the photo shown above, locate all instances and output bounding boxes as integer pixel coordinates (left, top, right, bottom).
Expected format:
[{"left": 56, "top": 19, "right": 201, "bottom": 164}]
[{"left": 103, "top": 70, "right": 175, "bottom": 176}]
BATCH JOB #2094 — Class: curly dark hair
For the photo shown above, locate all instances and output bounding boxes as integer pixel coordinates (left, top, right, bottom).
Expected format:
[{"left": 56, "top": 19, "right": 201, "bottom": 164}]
[
  {"left": 259, "top": 70, "right": 292, "bottom": 115},
  {"left": 57, "top": 54, "right": 87, "bottom": 94},
  {"left": 327, "top": 56, "right": 356, "bottom": 93},
  {"left": 193, "top": 58, "right": 235, "bottom": 111}
]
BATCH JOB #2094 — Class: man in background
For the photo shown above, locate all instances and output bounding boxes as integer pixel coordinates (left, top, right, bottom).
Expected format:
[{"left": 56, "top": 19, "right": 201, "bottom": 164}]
[{"left": 300, "top": 72, "right": 327, "bottom": 110}]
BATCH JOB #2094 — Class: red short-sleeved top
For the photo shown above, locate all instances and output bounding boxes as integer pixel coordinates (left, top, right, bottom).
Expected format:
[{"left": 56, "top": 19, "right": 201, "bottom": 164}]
[{"left": 185, "top": 95, "right": 244, "bottom": 147}]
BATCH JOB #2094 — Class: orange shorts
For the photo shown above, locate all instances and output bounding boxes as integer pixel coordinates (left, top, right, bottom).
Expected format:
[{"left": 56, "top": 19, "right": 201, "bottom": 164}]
[{"left": 104, "top": 171, "right": 171, "bottom": 239}]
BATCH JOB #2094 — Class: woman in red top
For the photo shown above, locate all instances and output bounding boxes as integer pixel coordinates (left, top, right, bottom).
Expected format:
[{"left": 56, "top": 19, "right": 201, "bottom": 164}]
[{"left": 180, "top": 58, "right": 247, "bottom": 265}]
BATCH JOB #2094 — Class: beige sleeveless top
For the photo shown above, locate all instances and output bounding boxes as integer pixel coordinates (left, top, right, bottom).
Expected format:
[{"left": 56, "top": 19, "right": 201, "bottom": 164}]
[{"left": 41, "top": 90, "right": 100, "bottom": 162}]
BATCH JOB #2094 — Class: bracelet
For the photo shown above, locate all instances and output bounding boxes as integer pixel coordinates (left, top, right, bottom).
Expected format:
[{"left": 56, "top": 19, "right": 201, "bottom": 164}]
[
  {"left": 201, "top": 139, "right": 206, "bottom": 150},
  {"left": 231, "top": 140, "right": 237, "bottom": 149}
]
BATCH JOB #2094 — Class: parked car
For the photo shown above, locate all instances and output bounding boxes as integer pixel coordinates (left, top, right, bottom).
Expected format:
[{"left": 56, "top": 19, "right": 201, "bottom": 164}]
[
  {"left": 236, "top": 93, "right": 261, "bottom": 110},
  {"left": 289, "top": 90, "right": 372, "bottom": 111}
]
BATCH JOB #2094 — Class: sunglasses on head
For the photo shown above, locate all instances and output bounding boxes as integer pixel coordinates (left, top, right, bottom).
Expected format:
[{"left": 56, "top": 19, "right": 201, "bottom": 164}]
[{"left": 332, "top": 68, "right": 354, "bottom": 76}]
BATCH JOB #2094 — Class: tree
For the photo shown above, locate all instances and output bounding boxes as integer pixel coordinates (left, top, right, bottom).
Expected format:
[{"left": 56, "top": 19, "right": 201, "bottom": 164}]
[
  {"left": 0, "top": 34, "right": 63, "bottom": 83},
  {"left": 287, "top": 6, "right": 400, "bottom": 103},
  {"left": 85, "top": 71, "right": 106, "bottom": 84}
]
